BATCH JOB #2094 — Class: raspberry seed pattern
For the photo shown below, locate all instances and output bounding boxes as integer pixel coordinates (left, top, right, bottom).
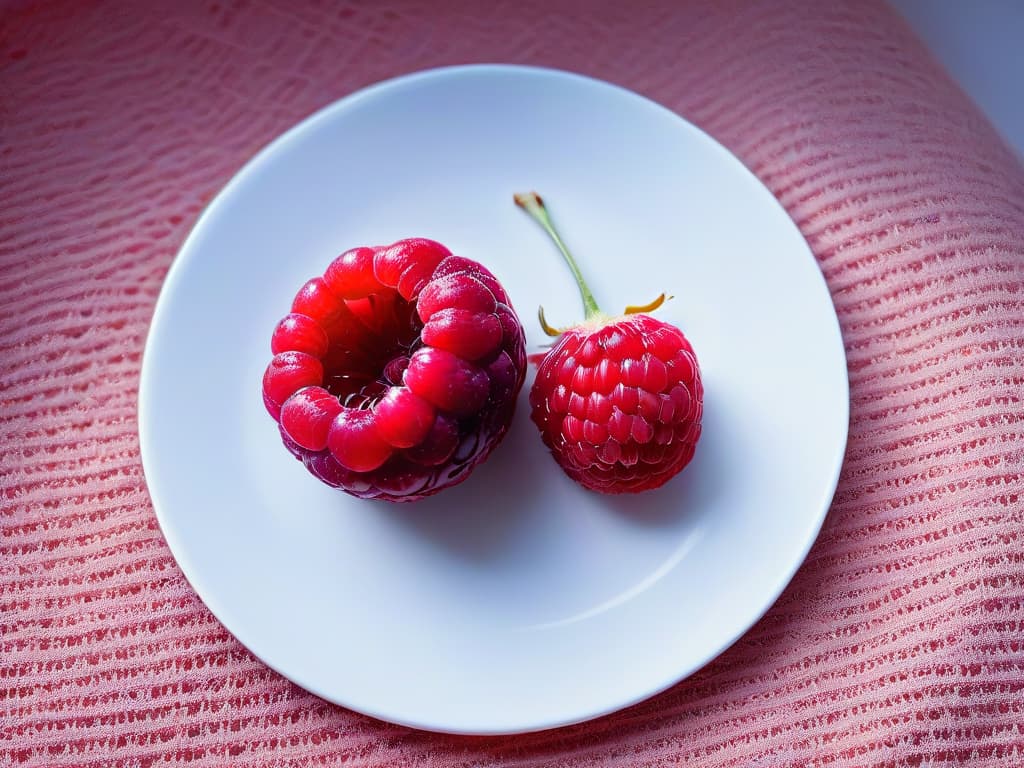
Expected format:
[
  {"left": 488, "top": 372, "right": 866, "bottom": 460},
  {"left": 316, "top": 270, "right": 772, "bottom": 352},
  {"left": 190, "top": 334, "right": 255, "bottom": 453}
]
[
  {"left": 262, "top": 238, "right": 526, "bottom": 502},
  {"left": 516, "top": 193, "right": 703, "bottom": 494}
]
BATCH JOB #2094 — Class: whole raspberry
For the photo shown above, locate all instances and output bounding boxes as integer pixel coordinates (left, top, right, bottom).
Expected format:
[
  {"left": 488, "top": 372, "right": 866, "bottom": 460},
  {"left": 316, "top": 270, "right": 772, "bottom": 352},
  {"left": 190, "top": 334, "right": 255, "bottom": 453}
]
[
  {"left": 262, "top": 238, "right": 526, "bottom": 502},
  {"left": 515, "top": 193, "right": 702, "bottom": 494}
]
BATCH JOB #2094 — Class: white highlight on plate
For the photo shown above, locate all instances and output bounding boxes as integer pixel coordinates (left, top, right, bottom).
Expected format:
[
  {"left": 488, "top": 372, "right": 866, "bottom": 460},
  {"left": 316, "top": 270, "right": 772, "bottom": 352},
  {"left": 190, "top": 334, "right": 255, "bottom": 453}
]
[{"left": 521, "top": 527, "right": 705, "bottom": 632}]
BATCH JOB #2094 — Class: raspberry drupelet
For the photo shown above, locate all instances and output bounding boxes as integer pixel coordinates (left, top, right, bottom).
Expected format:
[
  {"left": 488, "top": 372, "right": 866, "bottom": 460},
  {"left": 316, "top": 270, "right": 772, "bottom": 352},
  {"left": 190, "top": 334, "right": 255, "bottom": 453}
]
[
  {"left": 262, "top": 238, "right": 526, "bottom": 502},
  {"left": 515, "top": 193, "right": 703, "bottom": 494}
]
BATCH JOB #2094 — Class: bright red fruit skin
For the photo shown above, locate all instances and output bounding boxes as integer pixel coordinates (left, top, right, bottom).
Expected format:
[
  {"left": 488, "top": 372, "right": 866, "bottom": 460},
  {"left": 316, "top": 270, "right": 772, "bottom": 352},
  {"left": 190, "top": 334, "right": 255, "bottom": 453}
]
[
  {"left": 529, "top": 313, "right": 702, "bottom": 494},
  {"left": 262, "top": 239, "right": 526, "bottom": 502}
]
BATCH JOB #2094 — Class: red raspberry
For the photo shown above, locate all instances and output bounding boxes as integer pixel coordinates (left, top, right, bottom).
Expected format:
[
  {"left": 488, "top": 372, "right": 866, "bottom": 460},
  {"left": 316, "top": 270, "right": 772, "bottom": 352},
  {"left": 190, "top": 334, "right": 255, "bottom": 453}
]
[
  {"left": 515, "top": 193, "right": 703, "bottom": 494},
  {"left": 262, "top": 238, "right": 526, "bottom": 502}
]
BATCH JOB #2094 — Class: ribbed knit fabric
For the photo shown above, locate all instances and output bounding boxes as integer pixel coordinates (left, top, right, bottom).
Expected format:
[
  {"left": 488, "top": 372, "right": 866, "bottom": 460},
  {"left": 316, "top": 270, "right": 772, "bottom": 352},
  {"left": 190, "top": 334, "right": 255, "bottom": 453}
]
[{"left": 2, "top": 1, "right": 1023, "bottom": 765}]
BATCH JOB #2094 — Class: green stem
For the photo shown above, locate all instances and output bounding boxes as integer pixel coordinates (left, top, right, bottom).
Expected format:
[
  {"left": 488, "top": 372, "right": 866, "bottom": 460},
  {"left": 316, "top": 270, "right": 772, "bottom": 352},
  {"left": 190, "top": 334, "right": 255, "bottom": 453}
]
[{"left": 514, "top": 192, "right": 602, "bottom": 321}]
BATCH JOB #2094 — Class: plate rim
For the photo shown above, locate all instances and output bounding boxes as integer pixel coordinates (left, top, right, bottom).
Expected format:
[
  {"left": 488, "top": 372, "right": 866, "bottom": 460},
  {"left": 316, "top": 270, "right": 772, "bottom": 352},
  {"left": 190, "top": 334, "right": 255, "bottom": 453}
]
[{"left": 138, "top": 63, "right": 850, "bottom": 735}]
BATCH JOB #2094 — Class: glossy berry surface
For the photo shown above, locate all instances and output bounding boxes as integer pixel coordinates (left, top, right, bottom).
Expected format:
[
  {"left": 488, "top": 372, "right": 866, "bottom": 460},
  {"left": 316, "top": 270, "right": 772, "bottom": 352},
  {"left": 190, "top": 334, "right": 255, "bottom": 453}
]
[
  {"left": 515, "top": 192, "right": 703, "bottom": 494},
  {"left": 262, "top": 238, "right": 526, "bottom": 502},
  {"left": 530, "top": 314, "right": 702, "bottom": 493}
]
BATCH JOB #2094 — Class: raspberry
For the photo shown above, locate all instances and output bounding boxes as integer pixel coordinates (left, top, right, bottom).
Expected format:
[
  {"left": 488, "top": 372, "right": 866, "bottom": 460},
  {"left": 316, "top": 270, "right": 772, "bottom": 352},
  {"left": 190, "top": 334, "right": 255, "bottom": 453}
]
[
  {"left": 515, "top": 193, "right": 703, "bottom": 494},
  {"left": 262, "top": 238, "right": 526, "bottom": 502}
]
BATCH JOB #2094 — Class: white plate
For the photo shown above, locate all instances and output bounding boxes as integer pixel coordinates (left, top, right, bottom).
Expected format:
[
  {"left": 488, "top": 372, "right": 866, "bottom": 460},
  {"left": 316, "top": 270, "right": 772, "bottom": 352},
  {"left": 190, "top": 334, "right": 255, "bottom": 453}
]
[{"left": 139, "top": 65, "right": 848, "bottom": 735}]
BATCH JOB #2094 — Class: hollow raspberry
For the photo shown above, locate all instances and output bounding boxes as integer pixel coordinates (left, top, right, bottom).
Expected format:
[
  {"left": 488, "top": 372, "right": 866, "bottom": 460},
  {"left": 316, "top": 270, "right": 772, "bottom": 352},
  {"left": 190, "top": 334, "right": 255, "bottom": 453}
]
[{"left": 262, "top": 238, "right": 526, "bottom": 502}]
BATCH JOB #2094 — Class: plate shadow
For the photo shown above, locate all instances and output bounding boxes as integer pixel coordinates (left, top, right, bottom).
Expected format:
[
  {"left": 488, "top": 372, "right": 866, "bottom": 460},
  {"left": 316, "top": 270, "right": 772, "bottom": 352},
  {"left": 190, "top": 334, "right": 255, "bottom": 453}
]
[{"left": 376, "top": 403, "right": 548, "bottom": 561}]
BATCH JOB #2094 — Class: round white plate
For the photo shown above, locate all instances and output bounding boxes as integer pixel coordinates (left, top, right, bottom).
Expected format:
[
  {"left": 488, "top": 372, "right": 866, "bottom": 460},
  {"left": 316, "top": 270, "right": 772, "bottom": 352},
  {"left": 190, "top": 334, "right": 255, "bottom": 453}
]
[{"left": 139, "top": 65, "right": 848, "bottom": 735}]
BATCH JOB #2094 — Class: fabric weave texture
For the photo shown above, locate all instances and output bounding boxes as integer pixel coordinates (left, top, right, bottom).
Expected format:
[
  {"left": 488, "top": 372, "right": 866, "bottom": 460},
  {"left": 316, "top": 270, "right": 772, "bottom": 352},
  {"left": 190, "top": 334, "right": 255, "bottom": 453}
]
[{"left": 2, "top": 1, "right": 1023, "bottom": 765}]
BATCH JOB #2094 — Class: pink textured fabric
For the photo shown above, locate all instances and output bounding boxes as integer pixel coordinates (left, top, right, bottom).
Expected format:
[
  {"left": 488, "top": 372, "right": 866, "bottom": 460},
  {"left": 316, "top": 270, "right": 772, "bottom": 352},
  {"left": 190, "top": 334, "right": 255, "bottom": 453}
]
[{"left": 3, "top": 0, "right": 1024, "bottom": 765}]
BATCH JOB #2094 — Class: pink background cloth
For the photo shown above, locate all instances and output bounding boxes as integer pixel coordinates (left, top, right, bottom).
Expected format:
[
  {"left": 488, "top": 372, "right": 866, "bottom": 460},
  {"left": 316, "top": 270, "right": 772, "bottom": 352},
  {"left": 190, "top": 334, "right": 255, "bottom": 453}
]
[{"left": 3, "top": 0, "right": 1023, "bottom": 765}]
